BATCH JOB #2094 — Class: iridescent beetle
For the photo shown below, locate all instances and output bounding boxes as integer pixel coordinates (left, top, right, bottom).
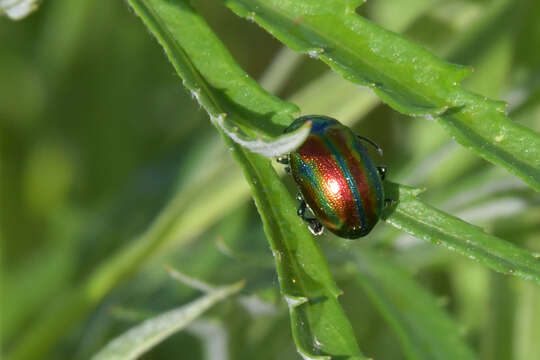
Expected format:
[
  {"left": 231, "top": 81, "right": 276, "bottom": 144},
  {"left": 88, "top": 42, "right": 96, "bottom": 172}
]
[{"left": 278, "top": 115, "right": 387, "bottom": 239}]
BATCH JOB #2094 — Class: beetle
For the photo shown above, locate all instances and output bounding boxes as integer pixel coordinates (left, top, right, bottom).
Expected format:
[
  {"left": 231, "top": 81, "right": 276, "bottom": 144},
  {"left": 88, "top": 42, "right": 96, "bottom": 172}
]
[{"left": 278, "top": 115, "right": 387, "bottom": 239}]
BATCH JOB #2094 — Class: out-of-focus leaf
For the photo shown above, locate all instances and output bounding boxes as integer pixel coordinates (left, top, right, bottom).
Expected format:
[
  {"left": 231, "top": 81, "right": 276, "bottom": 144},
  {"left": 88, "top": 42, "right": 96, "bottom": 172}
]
[
  {"left": 0, "top": 0, "right": 39, "bottom": 20},
  {"left": 481, "top": 274, "right": 515, "bottom": 360},
  {"left": 224, "top": 0, "right": 540, "bottom": 191},
  {"left": 384, "top": 182, "right": 540, "bottom": 284},
  {"left": 514, "top": 281, "right": 540, "bottom": 360},
  {"left": 91, "top": 280, "right": 244, "bottom": 360},
  {"left": 368, "top": 0, "right": 439, "bottom": 32},
  {"left": 349, "top": 250, "right": 478, "bottom": 360}
]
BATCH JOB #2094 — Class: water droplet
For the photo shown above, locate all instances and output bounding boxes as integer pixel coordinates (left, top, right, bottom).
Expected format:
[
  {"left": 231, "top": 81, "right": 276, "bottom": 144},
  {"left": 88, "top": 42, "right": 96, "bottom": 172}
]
[
  {"left": 191, "top": 89, "right": 201, "bottom": 104},
  {"left": 307, "top": 49, "right": 323, "bottom": 59},
  {"left": 313, "top": 337, "right": 323, "bottom": 349}
]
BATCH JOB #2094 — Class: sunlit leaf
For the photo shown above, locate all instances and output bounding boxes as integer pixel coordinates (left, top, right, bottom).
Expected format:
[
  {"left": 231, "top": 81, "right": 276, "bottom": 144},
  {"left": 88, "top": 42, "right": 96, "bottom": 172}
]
[
  {"left": 126, "top": 0, "right": 367, "bottom": 358},
  {"left": 224, "top": 0, "right": 540, "bottom": 191},
  {"left": 384, "top": 182, "right": 540, "bottom": 284},
  {"left": 126, "top": 0, "right": 310, "bottom": 158}
]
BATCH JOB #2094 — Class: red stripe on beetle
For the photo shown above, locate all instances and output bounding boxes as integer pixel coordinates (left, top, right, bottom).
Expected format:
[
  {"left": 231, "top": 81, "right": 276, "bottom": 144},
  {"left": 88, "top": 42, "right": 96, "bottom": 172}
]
[{"left": 297, "top": 135, "right": 361, "bottom": 232}]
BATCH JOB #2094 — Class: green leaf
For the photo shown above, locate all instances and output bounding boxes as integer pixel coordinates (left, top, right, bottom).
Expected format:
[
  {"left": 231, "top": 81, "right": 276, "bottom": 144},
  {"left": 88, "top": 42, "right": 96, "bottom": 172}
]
[
  {"left": 224, "top": 0, "right": 540, "bottom": 191},
  {"left": 126, "top": 0, "right": 311, "bottom": 158},
  {"left": 126, "top": 0, "right": 367, "bottom": 358},
  {"left": 91, "top": 280, "right": 244, "bottom": 360},
  {"left": 6, "top": 156, "right": 249, "bottom": 360},
  {"left": 383, "top": 182, "right": 540, "bottom": 284},
  {"left": 233, "top": 149, "right": 365, "bottom": 359},
  {"left": 348, "top": 250, "right": 478, "bottom": 360}
]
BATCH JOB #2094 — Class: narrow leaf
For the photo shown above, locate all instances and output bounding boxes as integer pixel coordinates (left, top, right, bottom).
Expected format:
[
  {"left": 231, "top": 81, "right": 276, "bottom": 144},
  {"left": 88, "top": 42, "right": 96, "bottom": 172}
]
[
  {"left": 232, "top": 148, "right": 365, "bottom": 359},
  {"left": 126, "top": 0, "right": 309, "bottom": 158},
  {"left": 91, "top": 281, "right": 244, "bottom": 360},
  {"left": 384, "top": 182, "right": 540, "bottom": 284},
  {"left": 224, "top": 0, "right": 540, "bottom": 191},
  {"left": 349, "top": 251, "right": 478, "bottom": 360},
  {"left": 127, "top": 0, "right": 367, "bottom": 358}
]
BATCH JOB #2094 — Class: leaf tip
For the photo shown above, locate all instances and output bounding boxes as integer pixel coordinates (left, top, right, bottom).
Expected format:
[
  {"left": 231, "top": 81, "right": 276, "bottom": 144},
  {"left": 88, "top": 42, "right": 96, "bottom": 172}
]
[
  {"left": 451, "top": 63, "right": 475, "bottom": 83},
  {"left": 166, "top": 266, "right": 215, "bottom": 293}
]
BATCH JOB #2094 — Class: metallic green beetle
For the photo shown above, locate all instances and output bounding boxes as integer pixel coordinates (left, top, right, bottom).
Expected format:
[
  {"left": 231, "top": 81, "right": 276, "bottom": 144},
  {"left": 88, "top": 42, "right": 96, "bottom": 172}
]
[{"left": 279, "top": 115, "right": 387, "bottom": 239}]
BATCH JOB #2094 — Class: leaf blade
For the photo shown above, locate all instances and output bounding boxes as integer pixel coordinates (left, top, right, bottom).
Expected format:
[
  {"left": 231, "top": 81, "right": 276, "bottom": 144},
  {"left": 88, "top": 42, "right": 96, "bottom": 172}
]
[
  {"left": 126, "top": 0, "right": 367, "bottom": 358},
  {"left": 384, "top": 182, "right": 540, "bottom": 284},
  {"left": 127, "top": 0, "right": 309, "bottom": 157},
  {"left": 350, "top": 251, "right": 479, "bottom": 360},
  {"left": 233, "top": 149, "right": 365, "bottom": 359},
  {"left": 224, "top": 0, "right": 540, "bottom": 191},
  {"left": 91, "top": 281, "right": 244, "bottom": 360}
]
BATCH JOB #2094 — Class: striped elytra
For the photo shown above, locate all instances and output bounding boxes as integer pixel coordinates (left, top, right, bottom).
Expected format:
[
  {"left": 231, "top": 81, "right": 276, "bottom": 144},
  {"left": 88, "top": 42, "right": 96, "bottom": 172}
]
[{"left": 285, "top": 115, "right": 385, "bottom": 239}]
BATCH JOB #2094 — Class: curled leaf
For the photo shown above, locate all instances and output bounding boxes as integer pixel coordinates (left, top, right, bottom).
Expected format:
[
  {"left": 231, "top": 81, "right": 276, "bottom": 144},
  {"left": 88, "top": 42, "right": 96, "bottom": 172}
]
[{"left": 212, "top": 114, "right": 311, "bottom": 157}]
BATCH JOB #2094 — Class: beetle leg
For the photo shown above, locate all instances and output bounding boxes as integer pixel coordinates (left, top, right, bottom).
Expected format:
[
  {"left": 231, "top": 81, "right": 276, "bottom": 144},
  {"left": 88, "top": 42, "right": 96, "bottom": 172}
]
[
  {"left": 307, "top": 219, "right": 324, "bottom": 235},
  {"left": 377, "top": 166, "right": 387, "bottom": 180},
  {"left": 297, "top": 197, "right": 324, "bottom": 235},
  {"left": 297, "top": 199, "right": 307, "bottom": 217},
  {"left": 285, "top": 166, "right": 291, "bottom": 174},
  {"left": 357, "top": 135, "right": 384, "bottom": 157},
  {"left": 384, "top": 198, "right": 396, "bottom": 208},
  {"left": 276, "top": 155, "right": 289, "bottom": 165}
]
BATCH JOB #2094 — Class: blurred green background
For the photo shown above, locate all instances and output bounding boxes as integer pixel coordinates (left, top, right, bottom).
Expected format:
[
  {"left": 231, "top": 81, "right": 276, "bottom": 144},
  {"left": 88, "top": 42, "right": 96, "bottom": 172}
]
[{"left": 2, "top": 0, "right": 539, "bottom": 359}]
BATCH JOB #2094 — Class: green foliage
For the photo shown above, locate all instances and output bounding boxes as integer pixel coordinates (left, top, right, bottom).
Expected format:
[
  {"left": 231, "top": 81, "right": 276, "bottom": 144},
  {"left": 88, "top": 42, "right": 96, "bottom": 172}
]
[
  {"left": 225, "top": 0, "right": 540, "bottom": 191},
  {"left": 350, "top": 250, "right": 478, "bottom": 360},
  {"left": 127, "top": 1, "right": 365, "bottom": 357},
  {"left": 92, "top": 275, "right": 244, "bottom": 360},
  {"left": 127, "top": 0, "right": 312, "bottom": 158},
  {"left": 384, "top": 182, "right": 540, "bottom": 284},
  {"left": 2, "top": 0, "right": 539, "bottom": 360},
  {"left": 233, "top": 150, "right": 365, "bottom": 359}
]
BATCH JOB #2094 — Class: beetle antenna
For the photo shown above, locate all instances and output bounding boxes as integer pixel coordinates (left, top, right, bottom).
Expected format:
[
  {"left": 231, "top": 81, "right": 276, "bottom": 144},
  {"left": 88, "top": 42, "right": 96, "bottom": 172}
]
[{"left": 357, "top": 135, "right": 383, "bottom": 157}]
